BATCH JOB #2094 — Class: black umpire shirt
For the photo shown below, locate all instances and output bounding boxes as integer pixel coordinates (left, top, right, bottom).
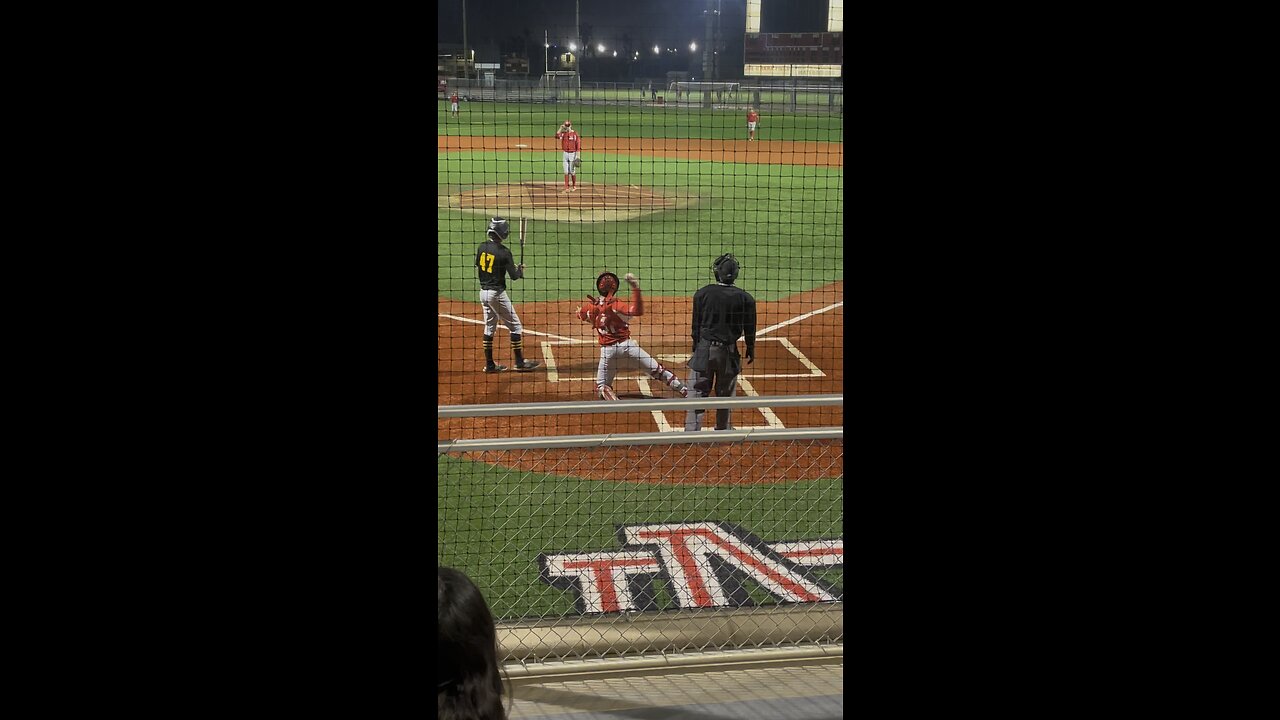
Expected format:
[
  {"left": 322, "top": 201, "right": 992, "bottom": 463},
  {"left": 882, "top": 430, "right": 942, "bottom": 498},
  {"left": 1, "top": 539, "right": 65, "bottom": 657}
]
[
  {"left": 475, "top": 239, "right": 523, "bottom": 290},
  {"left": 691, "top": 283, "right": 757, "bottom": 355}
]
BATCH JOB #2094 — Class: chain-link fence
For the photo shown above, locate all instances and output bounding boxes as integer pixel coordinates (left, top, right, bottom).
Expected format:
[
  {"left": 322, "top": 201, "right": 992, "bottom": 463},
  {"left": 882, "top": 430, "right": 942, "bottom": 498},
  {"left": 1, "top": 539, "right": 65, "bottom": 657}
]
[
  {"left": 438, "top": 396, "right": 843, "bottom": 669},
  {"left": 440, "top": 77, "right": 842, "bottom": 113}
]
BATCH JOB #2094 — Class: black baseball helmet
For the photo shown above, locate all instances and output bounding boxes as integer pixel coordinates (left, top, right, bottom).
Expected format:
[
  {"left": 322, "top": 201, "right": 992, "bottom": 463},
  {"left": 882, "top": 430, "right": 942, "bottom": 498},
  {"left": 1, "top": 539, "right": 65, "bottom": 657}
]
[
  {"left": 487, "top": 216, "right": 510, "bottom": 241},
  {"left": 596, "top": 272, "right": 620, "bottom": 297},
  {"left": 713, "top": 253, "right": 739, "bottom": 284}
]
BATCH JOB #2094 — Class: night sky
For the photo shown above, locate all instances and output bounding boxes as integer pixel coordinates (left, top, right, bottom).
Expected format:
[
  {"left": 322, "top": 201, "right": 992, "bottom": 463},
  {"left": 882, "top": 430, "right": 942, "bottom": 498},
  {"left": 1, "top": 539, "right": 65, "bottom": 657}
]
[
  {"left": 440, "top": 1, "right": 832, "bottom": 79},
  {"left": 440, "top": 0, "right": 716, "bottom": 48}
]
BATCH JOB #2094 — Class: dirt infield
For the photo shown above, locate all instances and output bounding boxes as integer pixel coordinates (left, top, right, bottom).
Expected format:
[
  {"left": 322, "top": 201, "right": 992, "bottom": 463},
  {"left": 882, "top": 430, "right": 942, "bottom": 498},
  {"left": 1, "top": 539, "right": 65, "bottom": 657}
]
[
  {"left": 439, "top": 132, "right": 843, "bottom": 483},
  {"left": 440, "top": 182, "right": 698, "bottom": 223},
  {"left": 438, "top": 282, "right": 844, "bottom": 482},
  {"left": 438, "top": 136, "right": 843, "bottom": 168}
]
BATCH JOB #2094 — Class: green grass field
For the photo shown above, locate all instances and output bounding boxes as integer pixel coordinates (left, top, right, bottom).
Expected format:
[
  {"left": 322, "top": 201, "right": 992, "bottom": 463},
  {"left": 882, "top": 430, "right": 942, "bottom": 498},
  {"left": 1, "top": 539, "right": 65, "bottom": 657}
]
[
  {"left": 438, "top": 100, "right": 844, "bottom": 622},
  {"left": 437, "top": 152, "right": 843, "bottom": 302},
  {"left": 438, "top": 455, "right": 843, "bottom": 621}
]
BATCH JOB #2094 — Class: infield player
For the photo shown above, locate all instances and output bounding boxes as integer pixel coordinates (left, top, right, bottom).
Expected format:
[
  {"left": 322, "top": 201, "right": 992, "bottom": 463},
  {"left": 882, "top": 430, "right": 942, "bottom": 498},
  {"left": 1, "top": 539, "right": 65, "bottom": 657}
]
[
  {"left": 475, "top": 216, "right": 542, "bottom": 373},
  {"left": 574, "top": 272, "right": 688, "bottom": 400},
  {"left": 450, "top": 92, "right": 459, "bottom": 117},
  {"left": 746, "top": 106, "right": 759, "bottom": 141},
  {"left": 555, "top": 120, "right": 580, "bottom": 192}
]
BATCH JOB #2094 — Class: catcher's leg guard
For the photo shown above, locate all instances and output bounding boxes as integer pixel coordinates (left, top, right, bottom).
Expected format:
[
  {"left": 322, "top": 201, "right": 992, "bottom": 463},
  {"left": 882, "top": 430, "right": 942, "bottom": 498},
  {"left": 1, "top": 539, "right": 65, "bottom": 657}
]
[
  {"left": 649, "top": 364, "right": 686, "bottom": 396},
  {"left": 597, "top": 384, "right": 619, "bottom": 401}
]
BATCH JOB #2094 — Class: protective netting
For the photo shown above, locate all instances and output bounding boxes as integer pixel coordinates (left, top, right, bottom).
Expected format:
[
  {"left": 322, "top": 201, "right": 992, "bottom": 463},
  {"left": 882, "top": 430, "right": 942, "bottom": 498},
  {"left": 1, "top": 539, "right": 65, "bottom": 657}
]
[
  {"left": 438, "top": 436, "right": 843, "bottom": 663},
  {"left": 438, "top": 0, "right": 843, "bottom": 665},
  {"left": 438, "top": 2, "right": 843, "bottom": 437}
]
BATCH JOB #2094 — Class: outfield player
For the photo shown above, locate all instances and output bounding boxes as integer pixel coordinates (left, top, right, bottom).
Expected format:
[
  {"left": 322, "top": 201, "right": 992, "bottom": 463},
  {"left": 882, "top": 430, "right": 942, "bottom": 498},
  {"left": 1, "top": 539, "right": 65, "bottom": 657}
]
[
  {"left": 450, "top": 92, "right": 460, "bottom": 117},
  {"left": 574, "top": 272, "right": 688, "bottom": 400},
  {"left": 746, "top": 106, "right": 759, "bottom": 141},
  {"left": 555, "top": 119, "right": 580, "bottom": 192},
  {"left": 475, "top": 216, "right": 541, "bottom": 373}
]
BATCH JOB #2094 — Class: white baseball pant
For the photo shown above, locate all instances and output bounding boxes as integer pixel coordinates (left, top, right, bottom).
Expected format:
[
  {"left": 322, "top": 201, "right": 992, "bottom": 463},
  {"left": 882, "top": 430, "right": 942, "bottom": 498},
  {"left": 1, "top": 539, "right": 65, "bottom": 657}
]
[
  {"left": 480, "top": 289, "right": 523, "bottom": 336},
  {"left": 563, "top": 151, "right": 578, "bottom": 176},
  {"left": 596, "top": 339, "right": 681, "bottom": 398}
]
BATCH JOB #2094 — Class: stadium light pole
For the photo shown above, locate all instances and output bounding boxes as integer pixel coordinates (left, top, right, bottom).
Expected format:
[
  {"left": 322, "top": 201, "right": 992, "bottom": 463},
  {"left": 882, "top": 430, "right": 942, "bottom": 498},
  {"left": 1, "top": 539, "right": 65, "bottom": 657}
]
[
  {"left": 703, "top": 0, "right": 714, "bottom": 83},
  {"left": 461, "top": 0, "right": 468, "bottom": 82},
  {"left": 576, "top": 0, "right": 581, "bottom": 92}
]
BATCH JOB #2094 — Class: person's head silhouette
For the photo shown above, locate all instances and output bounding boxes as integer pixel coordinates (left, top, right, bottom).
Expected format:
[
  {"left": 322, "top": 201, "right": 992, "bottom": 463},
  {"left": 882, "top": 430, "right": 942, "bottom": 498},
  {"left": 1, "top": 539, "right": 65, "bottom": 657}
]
[{"left": 438, "top": 566, "right": 508, "bottom": 720}]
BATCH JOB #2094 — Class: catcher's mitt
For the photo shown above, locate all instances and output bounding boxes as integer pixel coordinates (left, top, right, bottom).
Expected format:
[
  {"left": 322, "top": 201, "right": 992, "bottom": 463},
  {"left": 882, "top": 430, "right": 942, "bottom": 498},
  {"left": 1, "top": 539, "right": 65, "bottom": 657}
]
[{"left": 572, "top": 157, "right": 582, "bottom": 168}]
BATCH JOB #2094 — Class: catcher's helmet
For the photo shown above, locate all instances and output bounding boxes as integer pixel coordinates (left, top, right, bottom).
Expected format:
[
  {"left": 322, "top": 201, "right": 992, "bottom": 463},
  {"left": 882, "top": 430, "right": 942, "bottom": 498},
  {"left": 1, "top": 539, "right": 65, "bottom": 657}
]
[
  {"left": 596, "top": 271, "right": 620, "bottom": 297},
  {"left": 713, "top": 253, "right": 740, "bottom": 285},
  {"left": 487, "top": 216, "right": 510, "bottom": 241}
]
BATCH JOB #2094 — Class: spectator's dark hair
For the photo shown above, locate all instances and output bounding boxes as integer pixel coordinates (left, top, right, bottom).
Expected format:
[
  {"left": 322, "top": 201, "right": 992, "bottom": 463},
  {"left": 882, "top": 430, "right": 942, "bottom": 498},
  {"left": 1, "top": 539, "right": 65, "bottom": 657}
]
[{"left": 439, "top": 566, "right": 508, "bottom": 720}]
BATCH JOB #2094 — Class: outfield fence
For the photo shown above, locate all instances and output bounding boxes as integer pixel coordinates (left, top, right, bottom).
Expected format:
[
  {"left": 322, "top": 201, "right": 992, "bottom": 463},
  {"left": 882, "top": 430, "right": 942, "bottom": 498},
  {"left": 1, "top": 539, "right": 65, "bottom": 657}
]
[
  {"left": 442, "top": 77, "right": 843, "bottom": 113},
  {"left": 438, "top": 395, "right": 843, "bottom": 676}
]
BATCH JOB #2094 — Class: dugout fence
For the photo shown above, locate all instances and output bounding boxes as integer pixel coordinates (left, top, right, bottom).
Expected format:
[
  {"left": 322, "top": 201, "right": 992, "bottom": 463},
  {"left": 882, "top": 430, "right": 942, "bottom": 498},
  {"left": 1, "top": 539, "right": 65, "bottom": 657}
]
[{"left": 438, "top": 395, "right": 843, "bottom": 678}]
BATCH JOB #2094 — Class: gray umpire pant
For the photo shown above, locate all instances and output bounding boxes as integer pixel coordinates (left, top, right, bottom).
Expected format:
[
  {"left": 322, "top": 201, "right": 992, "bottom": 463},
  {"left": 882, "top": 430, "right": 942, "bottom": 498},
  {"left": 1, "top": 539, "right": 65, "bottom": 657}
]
[{"left": 684, "top": 342, "right": 741, "bottom": 431}]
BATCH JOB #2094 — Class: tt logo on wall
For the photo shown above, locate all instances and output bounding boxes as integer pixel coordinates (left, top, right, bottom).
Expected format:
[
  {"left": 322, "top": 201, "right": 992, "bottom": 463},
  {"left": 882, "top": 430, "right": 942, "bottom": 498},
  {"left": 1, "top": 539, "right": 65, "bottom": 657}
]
[{"left": 539, "top": 521, "right": 843, "bottom": 614}]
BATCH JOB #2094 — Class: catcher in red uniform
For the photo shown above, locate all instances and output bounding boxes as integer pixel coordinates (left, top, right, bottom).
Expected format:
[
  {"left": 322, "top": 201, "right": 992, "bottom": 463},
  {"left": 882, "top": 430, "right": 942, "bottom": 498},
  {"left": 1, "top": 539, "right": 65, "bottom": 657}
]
[{"left": 574, "top": 271, "right": 688, "bottom": 400}]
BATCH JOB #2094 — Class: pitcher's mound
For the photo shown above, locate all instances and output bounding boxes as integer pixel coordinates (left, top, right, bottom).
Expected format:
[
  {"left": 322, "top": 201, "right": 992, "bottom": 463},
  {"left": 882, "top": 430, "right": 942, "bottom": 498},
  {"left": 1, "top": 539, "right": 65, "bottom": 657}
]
[{"left": 440, "top": 182, "right": 698, "bottom": 222}]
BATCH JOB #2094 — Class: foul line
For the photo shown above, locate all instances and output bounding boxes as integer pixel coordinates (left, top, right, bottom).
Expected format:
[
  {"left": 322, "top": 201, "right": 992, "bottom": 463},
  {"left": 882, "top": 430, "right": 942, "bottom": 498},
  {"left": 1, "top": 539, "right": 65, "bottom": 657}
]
[
  {"left": 438, "top": 313, "right": 589, "bottom": 343},
  {"left": 757, "top": 302, "right": 844, "bottom": 337}
]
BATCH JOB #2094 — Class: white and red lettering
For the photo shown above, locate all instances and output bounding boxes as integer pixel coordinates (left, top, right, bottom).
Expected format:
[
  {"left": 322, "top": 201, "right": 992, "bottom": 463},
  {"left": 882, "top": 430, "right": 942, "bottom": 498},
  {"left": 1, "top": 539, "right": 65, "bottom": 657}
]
[
  {"left": 622, "top": 522, "right": 839, "bottom": 608},
  {"left": 540, "top": 551, "right": 662, "bottom": 614},
  {"left": 772, "top": 540, "right": 844, "bottom": 567},
  {"left": 540, "top": 525, "right": 843, "bottom": 614}
]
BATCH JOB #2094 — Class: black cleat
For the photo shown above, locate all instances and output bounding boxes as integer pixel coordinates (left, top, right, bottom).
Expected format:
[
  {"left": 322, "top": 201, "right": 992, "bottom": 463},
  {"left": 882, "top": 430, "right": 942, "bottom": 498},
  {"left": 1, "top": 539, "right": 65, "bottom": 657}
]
[
  {"left": 483, "top": 364, "right": 508, "bottom": 373},
  {"left": 514, "top": 360, "right": 542, "bottom": 372}
]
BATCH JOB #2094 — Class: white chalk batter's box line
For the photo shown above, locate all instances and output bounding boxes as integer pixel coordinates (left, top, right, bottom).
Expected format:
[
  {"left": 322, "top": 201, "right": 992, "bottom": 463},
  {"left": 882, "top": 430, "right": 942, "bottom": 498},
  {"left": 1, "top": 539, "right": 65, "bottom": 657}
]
[
  {"left": 541, "top": 337, "right": 823, "bottom": 433},
  {"left": 538, "top": 337, "right": 824, "bottom": 383},
  {"left": 438, "top": 310, "right": 836, "bottom": 434},
  {"left": 636, "top": 375, "right": 783, "bottom": 432}
]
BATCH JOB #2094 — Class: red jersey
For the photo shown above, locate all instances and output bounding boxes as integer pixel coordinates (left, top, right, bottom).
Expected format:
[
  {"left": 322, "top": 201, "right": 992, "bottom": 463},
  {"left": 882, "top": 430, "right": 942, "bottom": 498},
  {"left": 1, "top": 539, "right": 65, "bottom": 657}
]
[
  {"left": 576, "top": 289, "right": 644, "bottom": 345},
  {"left": 556, "top": 129, "right": 581, "bottom": 152},
  {"left": 450, "top": 94, "right": 459, "bottom": 104},
  {"left": 747, "top": 110, "right": 759, "bottom": 123}
]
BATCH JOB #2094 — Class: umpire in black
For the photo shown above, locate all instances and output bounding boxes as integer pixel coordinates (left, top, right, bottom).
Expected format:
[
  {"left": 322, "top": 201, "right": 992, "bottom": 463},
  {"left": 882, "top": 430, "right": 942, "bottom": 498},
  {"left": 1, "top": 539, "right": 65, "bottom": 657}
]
[{"left": 685, "top": 253, "right": 757, "bottom": 431}]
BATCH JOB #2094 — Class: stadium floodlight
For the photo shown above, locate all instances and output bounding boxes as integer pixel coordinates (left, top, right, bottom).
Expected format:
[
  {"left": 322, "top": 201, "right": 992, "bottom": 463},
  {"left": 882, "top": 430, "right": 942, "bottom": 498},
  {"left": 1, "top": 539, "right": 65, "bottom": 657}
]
[
  {"left": 653, "top": 45, "right": 659, "bottom": 54},
  {"left": 690, "top": 42, "right": 697, "bottom": 51},
  {"left": 612, "top": 50, "right": 617, "bottom": 57},
  {"left": 597, "top": 44, "right": 604, "bottom": 53},
  {"left": 569, "top": 42, "right": 576, "bottom": 50}
]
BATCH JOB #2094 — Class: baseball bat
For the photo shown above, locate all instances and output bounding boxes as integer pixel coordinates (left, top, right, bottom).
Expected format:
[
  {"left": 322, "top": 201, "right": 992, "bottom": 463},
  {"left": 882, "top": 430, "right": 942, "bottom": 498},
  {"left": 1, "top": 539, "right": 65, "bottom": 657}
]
[{"left": 519, "top": 217, "right": 527, "bottom": 265}]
